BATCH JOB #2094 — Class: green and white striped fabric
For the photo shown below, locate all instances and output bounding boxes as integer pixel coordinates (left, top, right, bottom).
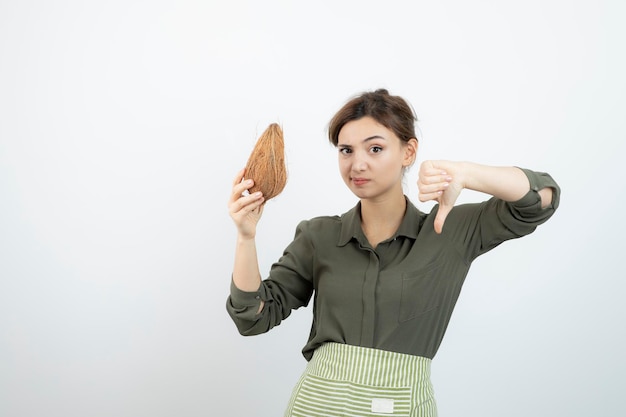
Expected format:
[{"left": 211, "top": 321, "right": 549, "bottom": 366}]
[{"left": 285, "top": 343, "right": 437, "bottom": 417}]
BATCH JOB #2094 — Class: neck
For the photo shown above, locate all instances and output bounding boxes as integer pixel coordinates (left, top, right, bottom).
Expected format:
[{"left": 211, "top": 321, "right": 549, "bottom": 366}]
[{"left": 360, "top": 192, "right": 407, "bottom": 247}]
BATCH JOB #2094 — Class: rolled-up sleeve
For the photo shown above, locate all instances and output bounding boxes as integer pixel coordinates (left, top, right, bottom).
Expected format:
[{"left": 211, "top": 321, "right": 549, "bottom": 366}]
[
  {"left": 226, "top": 221, "right": 315, "bottom": 336},
  {"left": 517, "top": 168, "right": 561, "bottom": 212}
]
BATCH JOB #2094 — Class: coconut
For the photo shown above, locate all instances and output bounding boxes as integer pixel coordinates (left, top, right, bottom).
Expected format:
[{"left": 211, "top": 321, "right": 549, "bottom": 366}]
[{"left": 244, "top": 123, "right": 287, "bottom": 202}]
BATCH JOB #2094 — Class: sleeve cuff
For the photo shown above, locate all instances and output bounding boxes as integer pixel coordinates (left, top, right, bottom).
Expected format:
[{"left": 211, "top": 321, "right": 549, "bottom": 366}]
[
  {"left": 229, "top": 278, "right": 273, "bottom": 307},
  {"left": 515, "top": 168, "right": 561, "bottom": 211}
]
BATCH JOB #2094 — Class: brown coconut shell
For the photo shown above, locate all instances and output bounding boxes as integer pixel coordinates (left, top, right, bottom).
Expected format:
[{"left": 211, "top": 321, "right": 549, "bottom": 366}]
[{"left": 244, "top": 123, "right": 287, "bottom": 201}]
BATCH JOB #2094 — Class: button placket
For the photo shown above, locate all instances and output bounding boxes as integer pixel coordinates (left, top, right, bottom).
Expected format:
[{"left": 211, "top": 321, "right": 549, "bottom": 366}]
[{"left": 360, "top": 249, "right": 379, "bottom": 346}]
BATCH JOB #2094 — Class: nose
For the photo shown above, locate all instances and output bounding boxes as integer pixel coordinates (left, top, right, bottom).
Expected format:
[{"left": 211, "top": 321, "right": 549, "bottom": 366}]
[{"left": 352, "top": 152, "right": 367, "bottom": 172}]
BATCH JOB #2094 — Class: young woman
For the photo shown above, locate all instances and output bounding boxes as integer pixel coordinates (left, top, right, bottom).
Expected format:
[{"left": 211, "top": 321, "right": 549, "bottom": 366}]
[{"left": 226, "top": 89, "right": 560, "bottom": 417}]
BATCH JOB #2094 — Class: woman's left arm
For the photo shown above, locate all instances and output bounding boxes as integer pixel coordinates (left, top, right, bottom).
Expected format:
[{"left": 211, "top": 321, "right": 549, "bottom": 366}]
[{"left": 418, "top": 161, "right": 555, "bottom": 234}]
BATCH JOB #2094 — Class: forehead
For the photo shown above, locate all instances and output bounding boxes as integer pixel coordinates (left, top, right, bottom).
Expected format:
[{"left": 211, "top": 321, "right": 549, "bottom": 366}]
[{"left": 337, "top": 117, "right": 397, "bottom": 144}]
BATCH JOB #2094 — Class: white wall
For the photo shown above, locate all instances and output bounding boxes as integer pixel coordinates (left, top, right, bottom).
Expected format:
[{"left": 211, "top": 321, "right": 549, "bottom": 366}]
[{"left": 1, "top": 1, "right": 624, "bottom": 416}]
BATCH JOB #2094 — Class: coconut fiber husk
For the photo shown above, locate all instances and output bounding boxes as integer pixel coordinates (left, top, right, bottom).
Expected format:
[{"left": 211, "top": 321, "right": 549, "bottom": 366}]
[{"left": 244, "top": 123, "right": 287, "bottom": 202}]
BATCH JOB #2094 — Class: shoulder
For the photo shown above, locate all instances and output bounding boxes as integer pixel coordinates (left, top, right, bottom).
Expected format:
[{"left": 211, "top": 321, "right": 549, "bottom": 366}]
[
  {"left": 307, "top": 214, "right": 342, "bottom": 225},
  {"left": 291, "top": 201, "right": 360, "bottom": 247},
  {"left": 296, "top": 214, "right": 342, "bottom": 235},
  {"left": 298, "top": 202, "right": 357, "bottom": 230},
  {"left": 293, "top": 204, "right": 356, "bottom": 245}
]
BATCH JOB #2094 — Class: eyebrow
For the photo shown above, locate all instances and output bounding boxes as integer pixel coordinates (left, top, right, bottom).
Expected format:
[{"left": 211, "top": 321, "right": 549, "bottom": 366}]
[{"left": 338, "top": 135, "right": 386, "bottom": 147}]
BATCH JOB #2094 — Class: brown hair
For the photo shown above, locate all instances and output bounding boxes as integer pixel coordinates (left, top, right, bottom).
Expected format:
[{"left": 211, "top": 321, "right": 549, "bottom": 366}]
[{"left": 328, "top": 89, "right": 417, "bottom": 146}]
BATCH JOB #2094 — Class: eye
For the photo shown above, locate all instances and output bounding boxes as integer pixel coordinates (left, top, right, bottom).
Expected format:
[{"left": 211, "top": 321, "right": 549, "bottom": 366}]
[
  {"left": 339, "top": 147, "right": 352, "bottom": 155},
  {"left": 370, "top": 146, "right": 383, "bottom": 153}
]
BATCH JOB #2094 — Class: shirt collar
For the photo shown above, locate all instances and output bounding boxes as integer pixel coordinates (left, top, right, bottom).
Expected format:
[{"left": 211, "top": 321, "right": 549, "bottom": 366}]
[{"left": 337, "top": 196, "right": 422, "bottom": 247}]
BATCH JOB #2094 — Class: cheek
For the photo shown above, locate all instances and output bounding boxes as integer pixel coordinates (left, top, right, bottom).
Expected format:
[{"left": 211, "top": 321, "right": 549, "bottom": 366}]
[
  {"left": 338, "top": 158, "right": 350, "bottom": 174},
  {"left": 338, "top": 161, "right": 354, "bottom": 184},
  {"left": 381, "top": 156, "right": 406, "bottom": 178}
]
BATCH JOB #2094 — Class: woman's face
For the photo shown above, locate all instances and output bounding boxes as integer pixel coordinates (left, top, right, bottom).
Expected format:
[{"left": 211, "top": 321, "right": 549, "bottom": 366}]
[{"left": 337, "top": 116, "right": 416, "bottom": 201}]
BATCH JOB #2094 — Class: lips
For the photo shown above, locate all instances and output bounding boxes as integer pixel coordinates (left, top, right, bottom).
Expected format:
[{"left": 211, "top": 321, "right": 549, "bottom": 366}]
[{"left": 352, "top": 178, "right": 370, "bottom": 186}]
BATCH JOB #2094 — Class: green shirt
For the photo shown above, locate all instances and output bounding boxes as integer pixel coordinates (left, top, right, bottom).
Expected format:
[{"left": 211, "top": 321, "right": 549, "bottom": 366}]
[{"left": 227, "top": 169, "right": 560, "bottom": 360}]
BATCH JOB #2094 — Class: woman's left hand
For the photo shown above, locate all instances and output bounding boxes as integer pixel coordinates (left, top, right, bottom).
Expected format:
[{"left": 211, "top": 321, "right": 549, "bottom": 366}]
[{"left": 417, "top": 160, "right": 465, "bottom": 234}]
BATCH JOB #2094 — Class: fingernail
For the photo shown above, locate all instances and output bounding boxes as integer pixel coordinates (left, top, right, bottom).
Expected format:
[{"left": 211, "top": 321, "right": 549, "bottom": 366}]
[
  {"left": 246, "top": 179, "right": 253, "bottom": 185},
  {"left": 254, "top": 191, "right": 262, "bottom": 197}
]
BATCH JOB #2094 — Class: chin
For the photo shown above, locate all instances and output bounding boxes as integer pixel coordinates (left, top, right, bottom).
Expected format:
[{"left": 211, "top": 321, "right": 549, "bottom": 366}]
[{"left": 349, "top": 189, "right": 374, "bottom": 200}]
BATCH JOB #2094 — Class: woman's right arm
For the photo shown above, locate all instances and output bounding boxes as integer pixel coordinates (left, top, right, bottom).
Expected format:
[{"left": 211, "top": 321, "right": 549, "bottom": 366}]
[
  {"left": 226, "top": 170, "right": 314, "bottom": 336},
  {"left": 227, "top": 170, "right": 315, "bottom": 335},
  {"left": 228, "top": 169, "right": 265, "bottom": 310}
]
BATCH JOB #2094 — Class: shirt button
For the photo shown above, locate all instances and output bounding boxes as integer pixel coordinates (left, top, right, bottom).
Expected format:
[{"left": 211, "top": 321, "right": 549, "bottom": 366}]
[{"left": 255, "top": 296, "right": 261, "bottom": 300}]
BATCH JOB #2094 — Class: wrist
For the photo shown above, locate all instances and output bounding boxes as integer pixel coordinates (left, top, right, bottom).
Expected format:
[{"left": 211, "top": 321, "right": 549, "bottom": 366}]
[
  {"left": 237, "top": 233, "right": 256, "bottom": 244},
  {"left": 453, "top": 161, "right": 475, "bottom": 190}
]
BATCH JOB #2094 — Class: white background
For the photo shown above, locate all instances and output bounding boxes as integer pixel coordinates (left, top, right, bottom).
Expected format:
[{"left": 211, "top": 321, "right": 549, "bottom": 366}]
[{"left": 1, "top": 1, "right": 624, "bottom": 416}]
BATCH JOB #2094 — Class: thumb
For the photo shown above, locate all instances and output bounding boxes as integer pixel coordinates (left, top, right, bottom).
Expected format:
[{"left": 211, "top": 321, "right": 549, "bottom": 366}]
[{"left": 434, "top": 203, "right": 453, "bottom": 234}]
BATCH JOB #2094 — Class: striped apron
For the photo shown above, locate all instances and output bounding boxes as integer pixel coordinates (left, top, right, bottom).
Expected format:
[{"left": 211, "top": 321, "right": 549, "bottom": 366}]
[{"left": 284, "top": 343, "right": 437, "bottom": 417}]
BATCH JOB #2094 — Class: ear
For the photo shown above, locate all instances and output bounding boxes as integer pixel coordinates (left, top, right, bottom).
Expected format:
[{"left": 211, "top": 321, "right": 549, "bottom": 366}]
[{"left": 403, "top": 138, "right": 418, "bottom": 167}]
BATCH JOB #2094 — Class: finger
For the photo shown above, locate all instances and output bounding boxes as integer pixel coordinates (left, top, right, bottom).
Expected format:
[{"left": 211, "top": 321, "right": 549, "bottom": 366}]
[
  {"left": 229, "top": 169, "right": 250, "bottom": 204},
  {"left": 418, "top": 181, "right": 450, "bottom": 195},
  {"left": 419, "top": 166, "right": 448, "bottom": 176},
  {"left": 232, "top": 168, "right": 246, "bottom": 187},
  {"left": 418, "top": 173, "right": 452, "bottom": 186},
  {"left": 418, "top": 191, "right": 444, "bottom": 203},
  {"left": 241, "top": 195, "right": 265, "bottom": 217},
  {"left": 230, "top": 191, "right": 264, "bottom": 214},
  {"left": 245, "top": 195, "right": 265, "bottom": 212},
  {"left": 251, "top": 198, "right": 266, "bottom": 215},
  {"left": 434, "top": 204, "right": 452, "bottom": 234},
  {"left": 230, "top": 178, "right": 255, "bottom": 203},
  {"left": 419, "top": 160, "right": 446, "bottom": 171}
]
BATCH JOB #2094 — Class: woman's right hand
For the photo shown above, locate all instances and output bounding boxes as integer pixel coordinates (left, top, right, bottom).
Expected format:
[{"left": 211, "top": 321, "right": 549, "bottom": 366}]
[{"left": 228, "top": 168, "right": 265, "bottom": 240}]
